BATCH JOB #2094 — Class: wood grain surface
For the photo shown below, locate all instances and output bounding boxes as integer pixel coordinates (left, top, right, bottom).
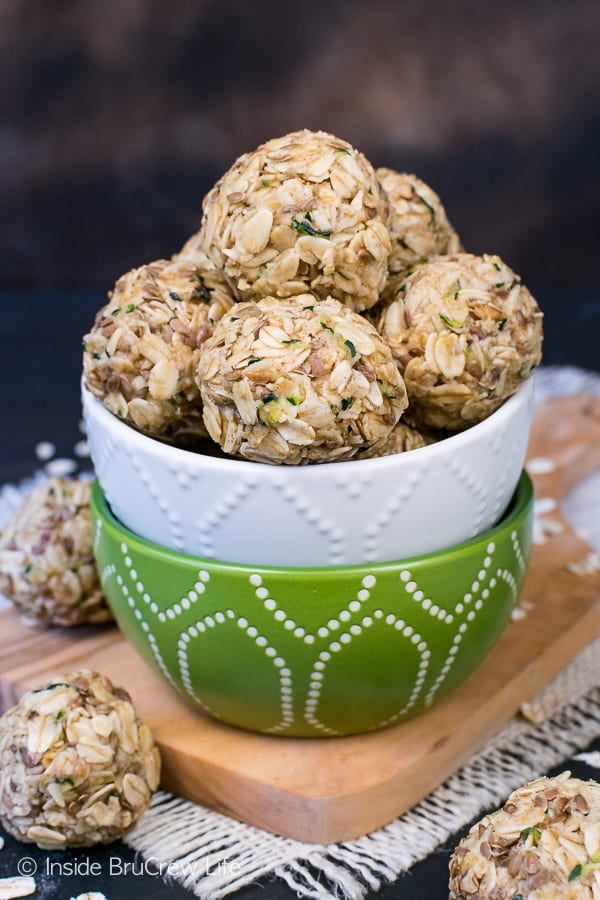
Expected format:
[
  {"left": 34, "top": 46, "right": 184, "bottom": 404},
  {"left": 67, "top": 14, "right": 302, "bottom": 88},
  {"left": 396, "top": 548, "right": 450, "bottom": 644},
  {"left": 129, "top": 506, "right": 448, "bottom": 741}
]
[{"left": 1, "top": 395, "right": 599, "bottom": 843}]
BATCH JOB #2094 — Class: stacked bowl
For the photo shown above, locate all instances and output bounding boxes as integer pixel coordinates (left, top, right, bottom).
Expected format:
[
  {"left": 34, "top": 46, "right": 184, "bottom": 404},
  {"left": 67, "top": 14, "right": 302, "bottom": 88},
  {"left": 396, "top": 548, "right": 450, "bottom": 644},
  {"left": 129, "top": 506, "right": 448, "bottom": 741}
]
[
  {"left": 85, "top": 379, "right": 534, "bottom": 737},
  {"left": 84, "top": 128, "right": 540, "bottom": 737}
]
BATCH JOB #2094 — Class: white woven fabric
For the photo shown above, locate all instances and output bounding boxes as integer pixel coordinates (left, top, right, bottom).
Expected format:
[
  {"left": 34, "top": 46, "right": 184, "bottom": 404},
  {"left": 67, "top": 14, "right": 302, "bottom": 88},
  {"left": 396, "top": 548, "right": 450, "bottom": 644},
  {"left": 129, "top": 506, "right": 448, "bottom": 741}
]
[{"left": 1, "top": 365, "right": 599, "bottom": 899}]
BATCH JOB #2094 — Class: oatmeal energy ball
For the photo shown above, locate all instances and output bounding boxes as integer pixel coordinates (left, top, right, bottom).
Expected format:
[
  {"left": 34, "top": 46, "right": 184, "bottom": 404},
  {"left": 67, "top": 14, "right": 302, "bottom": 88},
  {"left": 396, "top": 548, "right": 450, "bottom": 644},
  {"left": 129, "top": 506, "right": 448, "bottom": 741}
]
[
  {"left": 377, "top": 168, "right": 462, "bottom": 297},
  {"left": 449, "top": 771, "right": 600, "bottom": 898},
  {"left": 0, "top": 478, "right": 111, "bottom": 627},
  {"left": 188, "top": 129, "right": 391, "bottom": 312},
  {"left": 378, "top": 252, "right": 543, "bottom": 430},
  {"left": 83, "top": 256, "right": 233, "bottom": 441},
  {"left": 363, "top": 421, "right": 433, "bottom": 458},
  {"left": 197, "top": 295, "right": 408, "bottom": 464},
  {"left": 0, "top": 671, "right": 160, "bottom": 849}
]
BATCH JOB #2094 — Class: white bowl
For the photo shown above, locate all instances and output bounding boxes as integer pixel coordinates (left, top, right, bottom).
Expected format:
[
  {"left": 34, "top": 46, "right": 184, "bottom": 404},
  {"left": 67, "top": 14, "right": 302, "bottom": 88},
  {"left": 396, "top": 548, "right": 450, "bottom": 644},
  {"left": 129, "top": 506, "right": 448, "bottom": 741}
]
[{"left": 83, "top": 379, "right": 534, "bottom": 566}]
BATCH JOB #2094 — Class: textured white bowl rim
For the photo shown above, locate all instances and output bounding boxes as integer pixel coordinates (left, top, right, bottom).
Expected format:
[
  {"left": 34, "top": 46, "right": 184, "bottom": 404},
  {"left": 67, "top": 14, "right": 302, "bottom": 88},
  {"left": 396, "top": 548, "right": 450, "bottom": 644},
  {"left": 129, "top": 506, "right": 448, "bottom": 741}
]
[
  {"left": 92, "top": 470, "right": 534, "bottom": 570},
  {"left": 82, "top": 376, "right": 533, "bottom": 476}
]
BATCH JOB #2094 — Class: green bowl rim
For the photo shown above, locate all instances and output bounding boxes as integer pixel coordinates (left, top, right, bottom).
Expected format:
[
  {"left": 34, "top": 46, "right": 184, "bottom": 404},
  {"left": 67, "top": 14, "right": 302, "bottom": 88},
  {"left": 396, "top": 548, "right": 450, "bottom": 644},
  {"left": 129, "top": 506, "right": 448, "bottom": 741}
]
[{"left": 91, "top": 471, "right": 533, "bottom": 575}]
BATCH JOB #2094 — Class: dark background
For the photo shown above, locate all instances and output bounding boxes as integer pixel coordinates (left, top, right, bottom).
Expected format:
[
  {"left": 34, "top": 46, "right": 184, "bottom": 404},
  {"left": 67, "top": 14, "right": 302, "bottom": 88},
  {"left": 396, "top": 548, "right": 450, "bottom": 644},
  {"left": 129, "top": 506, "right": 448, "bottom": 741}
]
[
  {"left": 2, "top": 0, "right": 599, "bottom": 468},
  {"left": 1, "top": 4, "right": 600, "bottom": 895},
  {"left": 2, "top": 0, "right": 600, "bottom": 293}
]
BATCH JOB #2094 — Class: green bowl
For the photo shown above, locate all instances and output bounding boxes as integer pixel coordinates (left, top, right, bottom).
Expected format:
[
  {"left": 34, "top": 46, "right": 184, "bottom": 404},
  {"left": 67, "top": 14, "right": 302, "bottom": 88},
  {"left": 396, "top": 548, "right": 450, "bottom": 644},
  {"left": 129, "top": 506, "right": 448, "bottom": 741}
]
[{"left": 91, "top": 473, "right": 534, "bottom": 737}]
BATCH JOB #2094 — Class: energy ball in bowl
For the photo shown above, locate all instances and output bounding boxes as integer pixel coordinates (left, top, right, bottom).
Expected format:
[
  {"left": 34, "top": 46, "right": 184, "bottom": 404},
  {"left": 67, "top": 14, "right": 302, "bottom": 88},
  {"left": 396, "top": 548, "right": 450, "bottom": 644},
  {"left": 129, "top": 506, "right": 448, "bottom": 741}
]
[
  {"left": 449, "top": 771, "right": 600, "bottom": 898},
  {"left": 197, "top": 295, "right": 407, "bottom": 464},
  {"left": 378, "top": 253, "right": 543, "bottom": 431},
  {"left": 0, "top": 477, "right": 111, "bottom": 627},
  {"left": 362, "top": 420, "right": 434, "bottom": 458},
  {"left": 177, "top": 226, "right": 218, "bottom": 272},
  {"left": 192, "top": 129, "right": 391, "bottom": 312},
  {"left": 0, "top": 670, "right": 160, "bottom": 849},
  {"left": 377, "top": 168, "right": 462, "bottom": 297},
  {"left": 83, "top": 258, "right": 233, "bottom": 441}
]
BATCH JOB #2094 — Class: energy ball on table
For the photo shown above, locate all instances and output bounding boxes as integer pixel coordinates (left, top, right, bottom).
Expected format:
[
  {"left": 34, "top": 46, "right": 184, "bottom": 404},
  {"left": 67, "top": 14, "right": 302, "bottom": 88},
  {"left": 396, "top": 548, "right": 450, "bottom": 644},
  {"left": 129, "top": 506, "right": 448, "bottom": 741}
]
[
  {"left": 377, "top": 168, "right": 462, "bottom": 298},
  {"left": 377, "top": 253, "right": 543, "bottom": 431},
  {"left": 192, "top": 129, "right": 391, "bottom": 312},
  {"left": 449, "top": 771, "right": 600, "bottom": 898},
  {"left": 0, "top": 671, "right": 160, "bottom": 849},
  {"left": 83, "top": 257, "right": 233, "bottom": 442},
  {"left": 0, "top": 478, "right": 111, "bottom": 627},
  {"left": 197, "top": 295, "right": 407, "bottom": 464}
]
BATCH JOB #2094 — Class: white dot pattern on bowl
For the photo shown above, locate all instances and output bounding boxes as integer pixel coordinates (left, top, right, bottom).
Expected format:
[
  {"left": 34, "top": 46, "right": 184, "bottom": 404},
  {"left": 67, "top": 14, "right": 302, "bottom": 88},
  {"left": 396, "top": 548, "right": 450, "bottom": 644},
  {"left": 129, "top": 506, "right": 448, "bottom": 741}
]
[
  {"left": 99, "top": 528, "right": 527, "bottom": 735},
  {"left": 274, "top": 482, "right": 343, "bottom": 563},
  {"left": 108, "top": 566, "right": 176, "bottom": 691},
  {"left": 304, "top": 615, "right": 430, "bottom": 736},
  {"left": 94, "top": 517, "right": 103, "bottom": 555},
  {"left": 333, "top": 472, "right": 373, "bottom": 501},
  {"left": 85, "top": 380, "right": 533, "bottom": 567},
  {"left": 175, "top": 611, "right": 295, "bottom": 733},
  {"left": 447, "top": 456, "right": 489, "bottom": 539},
  {"left": 196, "top": 479, "right": 260, "bottom": 556},
  {"left": 93, "top": 433, "right": 116, "bottom": 486},
  {"left": 511, "top": 529, "right": 526, "bottom": 574},
  {"left": 423, "top": 540, "right": 501, "bottom": 708},
  {"left": 399, "top": 568, "right": 455, "bottom": 624},
  {"left": 362, "top": 464, "right": 429, "bottom": 563}
]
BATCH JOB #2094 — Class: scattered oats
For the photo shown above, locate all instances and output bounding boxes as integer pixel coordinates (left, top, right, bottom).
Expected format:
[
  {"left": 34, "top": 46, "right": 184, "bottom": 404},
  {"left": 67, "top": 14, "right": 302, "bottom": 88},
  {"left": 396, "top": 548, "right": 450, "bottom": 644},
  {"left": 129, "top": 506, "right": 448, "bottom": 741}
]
[
  {"left": 70, "top": 893, "right": 108, "bottom": 900},
  {"left": 535, "top": 497, "right": 557, "bottom": 516},
  {"left": 574, "top": 752, "right": 600, "bottom": 769},
  {"left": 74, "top": 440, "right": 90, "bottom": 458},
  {"left": 511, "top": 607, "right": 528, "bottom": 622},
  {"left": 184, "top": 129, "right": 391, "bottom": 312},
  {"left": 35, "top": 441, "right": 55, "bottom": 461},
  {"left": 45, "top": 458, "right": 77, "bottom": 477},
  {"left": 0, "top": 671, "right": 161, "bottom": 849},
  {"left": 532, "top": 516, "right": 565, "bottom": 545},
  {"left": 377, "top": 253, "right": 543, "bottom": 431},
  {"left": 0, "top": 477, "right": 111, "bottom": 626},
  {"left": 567, "top": 551, "right": 600, "bottom": 576},
  {"left": 450, "top": 772, "right": 600, "bottom": 899},
  {"left": 527, "top": 456, "right": 556, "bottom": 475},
  {"left": 83, "top": 256, "right": 234, "bottom": 442},
  {"left": 197, "top": 295, "right": 407, "bottom": 464},
  {"left": 0, "top": 877, "right": 36, "bottom": 898},
  {"left": 519, "top": 701, "right": 546, "bottom": 724}
]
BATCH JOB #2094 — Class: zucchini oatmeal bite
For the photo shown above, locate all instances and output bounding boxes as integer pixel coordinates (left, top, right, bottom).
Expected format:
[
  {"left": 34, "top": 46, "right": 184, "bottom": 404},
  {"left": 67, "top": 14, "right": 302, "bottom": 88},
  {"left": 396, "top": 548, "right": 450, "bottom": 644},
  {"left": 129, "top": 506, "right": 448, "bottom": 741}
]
[
  {"left": 377, "top": 252, "right": 543, "bottom": 431},
  {"left": 83, "top": 257, "right": 234, "bottom": 442},
  {"left": 362, "top": 420, "right": 434, "bottom": 458},
  {"left": 377, "top": 168, "right": 462, "bottom": 299},
  {"left": 187, "top": 129, "right": 391, "bottom": 312},
  {"left": 0, "top": 671, "right": 160, "bottom": 849},
  {"left": 0, "top": 477, "right": 111, "bottom": 627},
  {"left": 196, "top": 295, "right": 408, "bottom": 464},
  {"left": 449, "top": 771, "right": 600, "bottom": 898}
]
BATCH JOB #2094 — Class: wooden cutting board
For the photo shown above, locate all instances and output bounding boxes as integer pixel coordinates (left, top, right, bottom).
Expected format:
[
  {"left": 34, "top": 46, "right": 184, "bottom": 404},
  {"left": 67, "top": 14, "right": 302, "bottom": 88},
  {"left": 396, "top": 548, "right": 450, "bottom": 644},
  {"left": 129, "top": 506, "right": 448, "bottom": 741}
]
[{"left": 1, "top": 394, "right": 600, "bottom": 844}]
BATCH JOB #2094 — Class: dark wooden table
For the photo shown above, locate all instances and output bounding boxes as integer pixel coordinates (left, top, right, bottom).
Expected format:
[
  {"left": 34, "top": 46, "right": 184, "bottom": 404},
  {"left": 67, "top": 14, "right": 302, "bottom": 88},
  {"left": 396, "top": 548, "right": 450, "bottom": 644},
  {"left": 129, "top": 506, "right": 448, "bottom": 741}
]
[{"left": 1, "top": 287, "right": 599, "bottom": 898}]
